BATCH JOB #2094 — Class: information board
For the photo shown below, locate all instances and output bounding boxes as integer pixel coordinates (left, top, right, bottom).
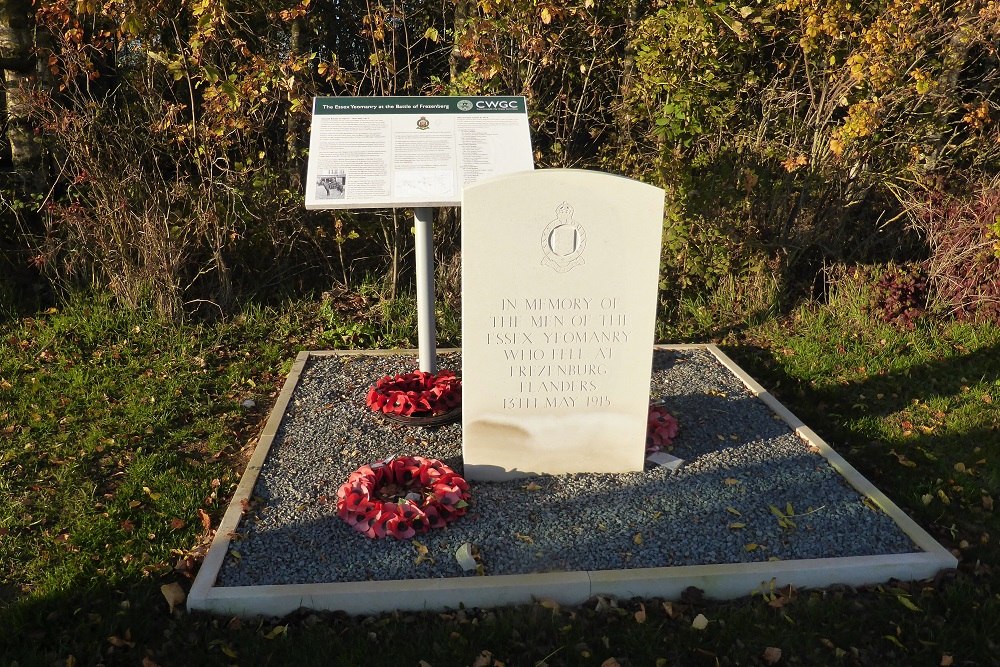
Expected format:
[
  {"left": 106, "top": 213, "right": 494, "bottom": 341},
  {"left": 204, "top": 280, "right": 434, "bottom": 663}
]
[{"left": 304, "top": 96, "right": 534, "bottom": 209}]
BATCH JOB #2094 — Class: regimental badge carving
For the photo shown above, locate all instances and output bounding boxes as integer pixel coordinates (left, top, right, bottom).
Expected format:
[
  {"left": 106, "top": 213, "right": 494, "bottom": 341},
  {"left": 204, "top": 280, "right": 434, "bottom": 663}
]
[
  {"left": 540, "top": 201, "right": 586, "bottom": 273},
  {"left": 416, "top": 116, "right": 430, "bottom": 130}
]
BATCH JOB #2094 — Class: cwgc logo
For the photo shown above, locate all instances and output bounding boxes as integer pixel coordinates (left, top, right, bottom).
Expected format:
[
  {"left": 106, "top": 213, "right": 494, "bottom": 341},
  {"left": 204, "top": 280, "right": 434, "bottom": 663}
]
[
  {"left": 541, "top": 201, "right": 586, "bottom": 273},
  {"left": 456, "top": 99, "right": 474, "bottom": 111}
]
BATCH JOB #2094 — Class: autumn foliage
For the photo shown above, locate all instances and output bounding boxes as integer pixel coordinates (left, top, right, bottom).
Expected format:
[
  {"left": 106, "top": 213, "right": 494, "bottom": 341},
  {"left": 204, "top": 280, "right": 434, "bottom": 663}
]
[{"left": 1, "top": 0, "right": 998, "bottom": 318}]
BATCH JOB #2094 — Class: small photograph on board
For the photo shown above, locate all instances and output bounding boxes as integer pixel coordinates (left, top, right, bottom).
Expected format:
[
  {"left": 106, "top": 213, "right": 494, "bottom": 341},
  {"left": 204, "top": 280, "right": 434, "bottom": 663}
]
[{"left": 315, "top": 169, "right": 347, "bottom": 200}]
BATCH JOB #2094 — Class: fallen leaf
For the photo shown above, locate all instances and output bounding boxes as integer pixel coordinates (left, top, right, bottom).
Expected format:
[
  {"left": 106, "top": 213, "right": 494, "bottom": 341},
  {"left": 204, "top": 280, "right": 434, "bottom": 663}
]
[
  {"left": 142, "top": 486, "right": 161, "bottom": 500},
  {"left": 691, "top": 613, "right": 709, "bottom": 630},
  {"left": 662, "top": 601, "right": 682, "bottom": 619},
  {"left": 600, "top": 659, "right": 621, "bottom": 667},
  {"left": 954, "top": 462, "right": 967, "bottom": 473},
  {"left": 763, "top": 646, "right": 782, "bottom": 664},
  {"left": 262, "top": 624, "right": 287, "bottom": 639},
  {"left": 107, "top": 635, "right": 135, "bottom": 648},
  {"left": 983, "top": 494, "right": 994, "bottom": 511},
  {"left": 634, "top": 603, "right": 647, "bottom": 624},
  {"left": 538, "top": 599, "right": 560, "bottom": 612},
  {"left": 745, "top": 543, "right": 759, "bottom": 552},
  {"left": 633, "top": 533, "right": 643, "bottom": 545},
  {"left": 540, "top": 6, "right": 552, "bottom": 24},
  {"left": 198, "top": 508, "right": 211, "bottom": 531},
  {"left": 729, "top": 522, "right": 746, "bottom": 529},
  {"left": 941, "top": 654, "right": 954, "bottom": 666},
  {"left": 472, "top": 650, "right": 493, "bottom": 667},
  {"left": 142, "top": 658, "right": 161, "bottom": 667},
  {"left": 724, "top": 478, "right": 741, "bottom": 486},
  {"left": 413, "top": 540, "right": 434, "bottom": 565},
  {"left": 523, "top": 482, "right": 542, "bottom": 492},
  {"left": 896, "top": 594, "right": 921, "bottom": 612},
  {"left": 169, "top": 518, "right": 186, "bottom": 530},
  {"left": 726, "top": 506, "right": 742, "bottom": 516},
  {"left": 921, "top": 493, "right": 934, "bottom": 505},
  {"left": 160, "top": 582, "right": 186, "bottom": 613}
]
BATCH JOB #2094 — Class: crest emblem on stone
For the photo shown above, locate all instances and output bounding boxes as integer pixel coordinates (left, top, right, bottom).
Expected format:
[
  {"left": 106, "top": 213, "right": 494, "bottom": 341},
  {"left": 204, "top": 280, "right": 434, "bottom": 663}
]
[
  {"left": 540, "top": 201, "right": 586, "bottom": 273},
  {"left": 416, "top": 116, "right": 430, "bottom": 130}
]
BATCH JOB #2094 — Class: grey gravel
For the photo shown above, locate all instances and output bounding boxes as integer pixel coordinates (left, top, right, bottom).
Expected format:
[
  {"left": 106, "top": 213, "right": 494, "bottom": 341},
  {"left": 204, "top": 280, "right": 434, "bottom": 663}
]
[{"left": 217, "top": 349, "right": 919, "bottom": 587}]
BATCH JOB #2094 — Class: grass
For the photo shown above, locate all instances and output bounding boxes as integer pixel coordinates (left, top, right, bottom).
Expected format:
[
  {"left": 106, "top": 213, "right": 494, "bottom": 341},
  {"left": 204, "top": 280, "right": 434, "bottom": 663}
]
[{"left": 1, "top": 277, "right": 998, "bottom": 666}]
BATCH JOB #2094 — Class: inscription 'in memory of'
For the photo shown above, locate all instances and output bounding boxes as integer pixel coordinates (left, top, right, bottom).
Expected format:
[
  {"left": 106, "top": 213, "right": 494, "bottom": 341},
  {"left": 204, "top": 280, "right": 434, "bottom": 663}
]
[{"left": 486, "top": 296, "right": 629, "bottom": 410}]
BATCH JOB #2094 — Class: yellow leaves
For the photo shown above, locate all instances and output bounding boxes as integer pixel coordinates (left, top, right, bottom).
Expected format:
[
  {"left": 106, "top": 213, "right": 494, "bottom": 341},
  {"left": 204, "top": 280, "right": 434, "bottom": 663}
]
[
  {"left": 413, "top": 540, "right": 434, "bottom": 565},
  {"left": 963, "top": 102, "right": 992, "bottom": 130},
  {"left": 540, "top": 7, "right": 553, "bottom": 24},
  {"left": 691, "top": 613, "right": 709, "bottom": 630},
  {"left": 781, "top": 154, "right": 807, "bottom": 173},
  {"left": 911, "top": 68, "right": 934, "bottom": 94},
  {"left": 424, "top": 27, "right": 440, "bottom": 42},
  {"left": 896, "top": 594, "right": 922, "bottom": 612},
  {"left": 523, "top": 482, "right": 543, "bottom": 491},
  {"left": 633, "top": 532, "right": 643, "bottom": 545},
  {"left": 261, "top": 624, "right": 287, "bottom": 639}
]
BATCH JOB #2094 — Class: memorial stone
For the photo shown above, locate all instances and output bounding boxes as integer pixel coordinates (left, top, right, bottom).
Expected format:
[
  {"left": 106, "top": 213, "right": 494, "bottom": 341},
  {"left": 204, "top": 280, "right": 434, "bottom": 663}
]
[{"left": 461, "top": 169, "right": 665, "bottom": 481}]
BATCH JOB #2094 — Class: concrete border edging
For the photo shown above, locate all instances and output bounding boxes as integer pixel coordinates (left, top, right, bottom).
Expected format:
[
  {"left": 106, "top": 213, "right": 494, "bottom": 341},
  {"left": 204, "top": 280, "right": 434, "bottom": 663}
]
[{"left": 188, "top": 346, "right": 957, "bottom": 617}]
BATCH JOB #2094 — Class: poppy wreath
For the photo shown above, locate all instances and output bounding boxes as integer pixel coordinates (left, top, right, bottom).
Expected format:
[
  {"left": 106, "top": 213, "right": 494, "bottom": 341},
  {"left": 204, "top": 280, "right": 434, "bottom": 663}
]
[
  {"left": 365, "top": 370, "right": 462, "bottom": 417},
  {"left": 647, "top": 404, "right": 680, "bottom": 453},
  {"left": 336, "top": 456, "right": 471, "bottom": 539}
]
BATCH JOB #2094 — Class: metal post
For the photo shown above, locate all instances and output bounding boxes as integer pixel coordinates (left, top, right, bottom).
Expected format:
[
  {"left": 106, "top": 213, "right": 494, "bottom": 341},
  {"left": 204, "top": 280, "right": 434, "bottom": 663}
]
[{"left": 413, "top": 207, "right": 437, "bottom": 373}]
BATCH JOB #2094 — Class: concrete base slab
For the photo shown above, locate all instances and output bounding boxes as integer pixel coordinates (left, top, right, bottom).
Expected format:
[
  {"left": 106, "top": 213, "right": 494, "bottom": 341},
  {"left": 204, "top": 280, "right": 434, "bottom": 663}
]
[{"left": 188, "top": 345, "right": 956, "bottom": 617}]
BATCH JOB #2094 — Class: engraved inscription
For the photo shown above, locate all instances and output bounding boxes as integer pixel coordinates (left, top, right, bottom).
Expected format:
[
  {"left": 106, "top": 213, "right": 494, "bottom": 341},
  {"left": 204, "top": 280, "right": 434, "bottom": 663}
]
[{"left": 486, "top": 294, "right": 630, "bottom": 410}]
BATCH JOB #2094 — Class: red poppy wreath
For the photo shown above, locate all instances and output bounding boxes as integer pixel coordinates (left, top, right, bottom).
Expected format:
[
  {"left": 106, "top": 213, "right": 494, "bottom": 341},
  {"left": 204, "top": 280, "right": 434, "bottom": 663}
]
[
  {"left": 336, "top": 456, "right": 471, "bottom": 539},
  {"left": 646, "top": 404, "right": 680, "bottom": 453},
  {"left": 365, "top": 370, "right": 461, "bottom": 417}
]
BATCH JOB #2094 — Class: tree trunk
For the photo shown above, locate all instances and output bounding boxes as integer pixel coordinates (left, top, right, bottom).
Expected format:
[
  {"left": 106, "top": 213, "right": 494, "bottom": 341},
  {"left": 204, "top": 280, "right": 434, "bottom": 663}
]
[
  {"left": 449, "top": 0, "right": 474, "bottom": 83},
  {"left": 0, "top": 0, "right": 43, "bottom": 190},
  {"left": 286, "top": 15, "right": 305, "bottom": 191}
]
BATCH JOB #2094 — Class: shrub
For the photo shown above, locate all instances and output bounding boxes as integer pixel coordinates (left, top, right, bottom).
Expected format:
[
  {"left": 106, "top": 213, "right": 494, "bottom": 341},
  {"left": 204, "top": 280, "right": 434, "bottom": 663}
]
[
  {"left": 870, "top": 263, "right": 929, "bottom": 329},
  {"left": 916, "top": 178, "right": 1000, "bottom": 323}
]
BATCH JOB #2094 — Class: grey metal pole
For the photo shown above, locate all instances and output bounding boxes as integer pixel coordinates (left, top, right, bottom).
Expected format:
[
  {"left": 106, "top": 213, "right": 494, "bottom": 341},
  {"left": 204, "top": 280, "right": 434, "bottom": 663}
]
[{"left": 413, "top": 207, "right": 437, "bottom": 373}]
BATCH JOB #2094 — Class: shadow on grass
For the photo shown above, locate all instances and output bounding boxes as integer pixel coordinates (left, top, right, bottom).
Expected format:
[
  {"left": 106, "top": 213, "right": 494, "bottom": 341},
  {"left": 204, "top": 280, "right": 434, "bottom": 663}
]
[{"left": 721, "top": 341, "right": 1000, "bottom": 565}]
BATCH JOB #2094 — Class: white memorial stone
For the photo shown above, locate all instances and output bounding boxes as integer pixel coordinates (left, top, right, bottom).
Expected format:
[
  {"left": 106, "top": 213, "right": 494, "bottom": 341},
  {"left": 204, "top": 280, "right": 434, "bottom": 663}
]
[{"left": 461, "top": 169, "right": 665, "bottom": 480}]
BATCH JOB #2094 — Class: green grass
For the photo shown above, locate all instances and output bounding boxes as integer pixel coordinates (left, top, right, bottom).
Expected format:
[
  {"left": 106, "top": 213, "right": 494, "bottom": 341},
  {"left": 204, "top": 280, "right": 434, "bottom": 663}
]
[{"left": 1, "top": 280, "right": 998, "bottom": 666}]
